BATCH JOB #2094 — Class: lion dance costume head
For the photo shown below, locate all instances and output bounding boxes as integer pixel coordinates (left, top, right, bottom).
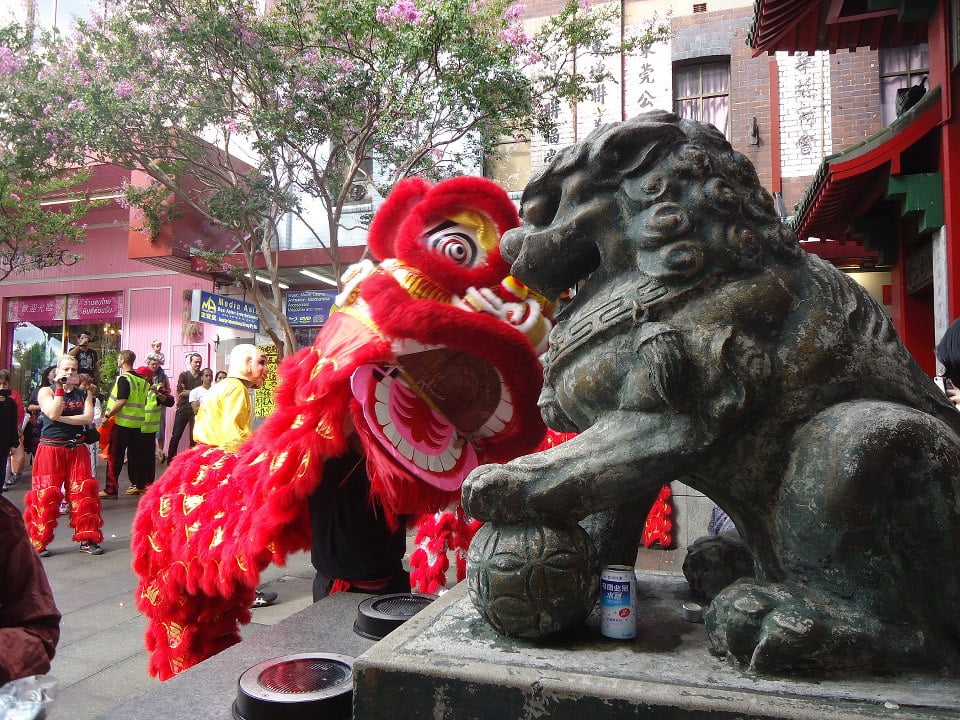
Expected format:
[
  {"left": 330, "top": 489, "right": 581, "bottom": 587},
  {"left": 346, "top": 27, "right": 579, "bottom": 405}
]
[{"left": 131, "top": 176, "right": 552, "bottom": 679}]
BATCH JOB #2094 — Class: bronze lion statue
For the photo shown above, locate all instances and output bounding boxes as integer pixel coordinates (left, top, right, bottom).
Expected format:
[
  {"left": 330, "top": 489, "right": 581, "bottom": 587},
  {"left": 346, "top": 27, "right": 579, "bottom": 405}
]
[{"left": 462, "top": 110, "right": 960, "bottom": 676}]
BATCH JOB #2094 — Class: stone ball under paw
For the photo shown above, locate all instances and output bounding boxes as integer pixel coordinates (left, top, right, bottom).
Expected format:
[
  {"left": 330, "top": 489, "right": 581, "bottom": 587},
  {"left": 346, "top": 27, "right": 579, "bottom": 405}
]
[{"left": 467, "top": 523, "right": 599, "bottom": 639}]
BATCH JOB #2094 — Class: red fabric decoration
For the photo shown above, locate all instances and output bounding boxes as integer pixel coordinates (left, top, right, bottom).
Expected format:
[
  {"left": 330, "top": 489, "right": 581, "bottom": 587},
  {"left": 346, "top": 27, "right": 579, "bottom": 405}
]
[
  {"left": 131, "top": 177, "right": 550, "bottom": 679},
  {"left": 641, "top": 485, "right": 674, "bottom": 549}
]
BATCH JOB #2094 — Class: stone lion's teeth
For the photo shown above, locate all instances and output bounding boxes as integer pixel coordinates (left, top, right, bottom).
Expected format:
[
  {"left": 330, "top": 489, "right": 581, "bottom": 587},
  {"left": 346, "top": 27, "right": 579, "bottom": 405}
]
[
  {"left": 397, "top": 439, "right": 415, "bottom": 460},
  {"left": 375, "top": 401, "right": 391, "bottom": 426}
]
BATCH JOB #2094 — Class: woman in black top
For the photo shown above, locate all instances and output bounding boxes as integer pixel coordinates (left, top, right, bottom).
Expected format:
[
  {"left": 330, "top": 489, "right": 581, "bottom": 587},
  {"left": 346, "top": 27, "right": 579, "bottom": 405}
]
[{"left": 22, "top": 355, "right": 105, "bottom": 556}]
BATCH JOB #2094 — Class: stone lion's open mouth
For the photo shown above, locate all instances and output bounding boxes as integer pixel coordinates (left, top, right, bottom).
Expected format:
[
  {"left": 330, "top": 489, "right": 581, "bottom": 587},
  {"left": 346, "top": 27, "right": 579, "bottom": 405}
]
[{"left": 351, "top": 345, "right": 515, "bottom": 490}]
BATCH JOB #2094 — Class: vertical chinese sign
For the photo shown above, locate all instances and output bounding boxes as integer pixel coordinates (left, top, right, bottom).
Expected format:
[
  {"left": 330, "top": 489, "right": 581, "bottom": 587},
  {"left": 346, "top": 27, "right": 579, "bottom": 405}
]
[
  {"left": 254, "top": 344, "right": 279, "bottom": 418},
  {"left": 777, "top": 51, "right": 832, "bottom": 178}
]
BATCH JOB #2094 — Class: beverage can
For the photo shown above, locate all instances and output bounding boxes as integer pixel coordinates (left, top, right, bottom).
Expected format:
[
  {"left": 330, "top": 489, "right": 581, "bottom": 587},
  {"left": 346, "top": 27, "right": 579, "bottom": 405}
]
[{"left": 600, "top": 564, "right": 637, "bottom": 639}]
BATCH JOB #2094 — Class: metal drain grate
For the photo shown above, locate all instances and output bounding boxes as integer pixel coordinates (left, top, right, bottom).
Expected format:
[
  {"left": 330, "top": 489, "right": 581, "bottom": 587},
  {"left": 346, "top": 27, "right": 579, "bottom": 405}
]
[
  {"left": 370, "top": 594, "right": 434, "bottom": 616},
  {"left": 354, "top": 592, "right": 438, "bottom": 640},
  {"left": 234, "top": 653, "right": 354, "bottom": 720},
  {"left": 257, "top": 657, "right": 350, "bottom": 694}
]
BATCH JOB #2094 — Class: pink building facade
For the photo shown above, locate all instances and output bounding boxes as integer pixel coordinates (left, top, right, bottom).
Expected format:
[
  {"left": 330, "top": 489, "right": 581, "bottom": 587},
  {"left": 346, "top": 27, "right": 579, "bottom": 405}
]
[{"left": 0, "top": 217, "right": 216, "bottom": 451}]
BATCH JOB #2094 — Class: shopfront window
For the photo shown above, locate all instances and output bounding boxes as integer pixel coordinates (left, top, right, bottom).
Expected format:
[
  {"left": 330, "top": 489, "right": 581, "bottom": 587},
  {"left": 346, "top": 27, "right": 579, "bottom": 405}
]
[{"left": 6, "top": 293, "right": 122, "bottom": 399}]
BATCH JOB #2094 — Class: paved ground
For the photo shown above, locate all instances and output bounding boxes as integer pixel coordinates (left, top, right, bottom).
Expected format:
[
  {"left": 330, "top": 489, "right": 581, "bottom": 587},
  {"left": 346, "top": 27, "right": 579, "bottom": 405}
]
[
  {"left": 4, "top": 459, "right": 684, "bottom": 720},
  {"left": 4, "top": 460, "right": 317, "bottom": 720}
]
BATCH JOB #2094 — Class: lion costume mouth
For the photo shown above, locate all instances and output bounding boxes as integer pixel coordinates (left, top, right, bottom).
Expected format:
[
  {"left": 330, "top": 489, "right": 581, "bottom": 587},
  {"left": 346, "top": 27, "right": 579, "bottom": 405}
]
[{"left": 351, "top": 345, "right": 515, "bottom": 491}]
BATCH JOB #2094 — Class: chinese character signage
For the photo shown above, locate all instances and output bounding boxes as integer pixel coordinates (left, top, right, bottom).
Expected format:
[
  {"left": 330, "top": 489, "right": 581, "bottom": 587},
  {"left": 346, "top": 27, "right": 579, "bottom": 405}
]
[
  {"left": 777, "top": 51, "right": 832, "bottom": 178},
  {"left": 285, "top": 290, "right": 337, "bottom": 327},
  {"left": 254, "top": 344, "right": 279, "bottom": 418},
  {"left": 624, "top": 38, "right": 672, "bottom": 119},
  {"left": 190, "top": 290, "right": 259, "bottom": 332}
]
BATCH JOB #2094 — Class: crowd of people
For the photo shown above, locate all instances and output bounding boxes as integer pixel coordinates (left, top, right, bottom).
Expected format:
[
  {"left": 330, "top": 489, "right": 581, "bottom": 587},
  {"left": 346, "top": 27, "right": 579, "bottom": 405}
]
[{"left": 0, "top": 335, "right": 234, "bottom": 544}]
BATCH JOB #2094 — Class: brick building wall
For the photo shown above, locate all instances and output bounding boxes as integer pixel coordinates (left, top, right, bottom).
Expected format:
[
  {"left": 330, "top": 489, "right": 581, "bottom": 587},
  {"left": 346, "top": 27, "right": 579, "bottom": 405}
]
[
  {"left": 516, "top": 1, "right": 885, "bottom": 221},
  {"left": 830, "top": 49, "right": 883, "bottom": 151}
]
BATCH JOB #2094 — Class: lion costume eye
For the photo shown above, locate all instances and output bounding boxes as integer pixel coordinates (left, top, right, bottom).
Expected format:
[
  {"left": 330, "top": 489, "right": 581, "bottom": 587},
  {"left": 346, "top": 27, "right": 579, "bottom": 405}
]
[{"left": 423, "top": 221, "right": 484, "bottom": 267}]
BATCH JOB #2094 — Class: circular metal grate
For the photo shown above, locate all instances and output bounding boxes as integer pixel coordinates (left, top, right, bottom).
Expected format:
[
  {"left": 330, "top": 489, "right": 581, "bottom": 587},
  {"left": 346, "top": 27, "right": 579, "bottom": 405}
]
[
  {"left": 257, "top": 657, "right": 350, "bottom": 694},
  {"left": 370, "top": 595, "right": 434, "bottom": 616},
  {"left": 234, "top": 653, "right": 354, "bottom": 720},
  {"left": 354, "top": 592, "right": 438, "bottom": 640}
]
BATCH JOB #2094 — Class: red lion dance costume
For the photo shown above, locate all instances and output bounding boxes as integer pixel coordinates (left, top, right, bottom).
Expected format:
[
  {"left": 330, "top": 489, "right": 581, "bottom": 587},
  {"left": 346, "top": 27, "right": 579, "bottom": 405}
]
[{"left": 132, "top": 177, "right": 552, "bottom": 679}]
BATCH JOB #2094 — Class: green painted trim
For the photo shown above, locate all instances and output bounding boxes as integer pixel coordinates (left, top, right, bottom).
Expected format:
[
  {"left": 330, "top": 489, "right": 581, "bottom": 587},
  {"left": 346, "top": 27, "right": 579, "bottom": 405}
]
[
  {"left": 851, "top": 217, "right": 898, "bottom": 265},
  {"left": 886, "top": 173, "right": 944, "bottom": 235},
  {"left": 897, "top": 0, "right": 936, "bottom": 23}
]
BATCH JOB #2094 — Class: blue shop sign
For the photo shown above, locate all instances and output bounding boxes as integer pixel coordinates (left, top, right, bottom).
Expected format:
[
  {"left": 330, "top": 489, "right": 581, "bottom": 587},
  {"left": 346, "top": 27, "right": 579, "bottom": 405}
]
[
  {"left": 285, "top": 289, "right": 337, "bottom": 327},
  {"left": 190, "top": 289, "right": 259, "bottom": 332}
]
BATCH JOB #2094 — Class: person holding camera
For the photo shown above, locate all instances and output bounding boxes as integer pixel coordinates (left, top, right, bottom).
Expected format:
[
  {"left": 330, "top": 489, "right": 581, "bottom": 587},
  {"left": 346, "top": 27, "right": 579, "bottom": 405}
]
[{"left": 22, "top": 354, "right": 104, "bottom": 556}]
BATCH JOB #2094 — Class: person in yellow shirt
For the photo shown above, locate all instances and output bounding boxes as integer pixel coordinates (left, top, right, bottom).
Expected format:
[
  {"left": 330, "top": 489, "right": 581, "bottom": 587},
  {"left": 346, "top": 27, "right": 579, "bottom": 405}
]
[
  {"left": 192, "top": 345, "right": 266, "bottom": 454},
  {"left": 190, "top": 344, "right": 276, "bottom": 608}
]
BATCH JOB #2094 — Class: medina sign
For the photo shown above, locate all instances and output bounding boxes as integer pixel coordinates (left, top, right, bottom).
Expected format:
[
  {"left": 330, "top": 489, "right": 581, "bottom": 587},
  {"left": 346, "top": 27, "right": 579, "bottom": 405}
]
[{"left": 190, "top": 289, "right": 259, "bottom": 332}]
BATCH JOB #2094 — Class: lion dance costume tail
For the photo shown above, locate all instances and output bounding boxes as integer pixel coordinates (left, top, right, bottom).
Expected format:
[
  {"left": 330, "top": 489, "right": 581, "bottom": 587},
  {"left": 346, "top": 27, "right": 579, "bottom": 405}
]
[{"left": 133, "top": 176, "right": 553, "bottom": 679}]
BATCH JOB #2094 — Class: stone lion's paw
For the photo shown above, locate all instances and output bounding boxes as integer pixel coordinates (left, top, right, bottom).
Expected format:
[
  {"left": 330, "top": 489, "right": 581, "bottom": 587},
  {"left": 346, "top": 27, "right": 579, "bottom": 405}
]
[{"left": 461, "top": 463, "right": 527, "bottom": 522}]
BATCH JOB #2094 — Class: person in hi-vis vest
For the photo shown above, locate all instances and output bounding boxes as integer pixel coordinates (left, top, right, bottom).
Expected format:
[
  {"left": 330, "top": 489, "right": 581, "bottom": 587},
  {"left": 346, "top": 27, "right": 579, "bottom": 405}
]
[
  {"left": 100, "top": 350, "right": 150, "bottom": 498},
  {"left": 137, "top": 365, "right": 173, "bottom": 491}
]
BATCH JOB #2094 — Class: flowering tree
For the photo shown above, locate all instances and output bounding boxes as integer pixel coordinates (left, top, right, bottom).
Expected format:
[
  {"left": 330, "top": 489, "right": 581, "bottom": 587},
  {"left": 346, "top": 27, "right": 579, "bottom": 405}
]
[
  {"left": 9, "top": 0, "right": 669, "bottom": 355},
  {"left": 0, "top": 24, "right": 100, "bottom": 280}
]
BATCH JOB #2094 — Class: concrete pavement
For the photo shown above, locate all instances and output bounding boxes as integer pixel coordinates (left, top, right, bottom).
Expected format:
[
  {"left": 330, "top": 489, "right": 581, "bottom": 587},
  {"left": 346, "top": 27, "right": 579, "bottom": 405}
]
[
  {"left": 4, "top": 459, "right": 317, "bottom": 720},
  {"left": 5, "top": 458, "right": 686, "bottom": 719}
]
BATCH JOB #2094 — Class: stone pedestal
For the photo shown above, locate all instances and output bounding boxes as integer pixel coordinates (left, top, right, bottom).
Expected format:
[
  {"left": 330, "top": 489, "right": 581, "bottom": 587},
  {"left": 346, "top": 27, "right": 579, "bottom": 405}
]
[{"left": 353, "top": 572, "right": 960, "bottom": 720}]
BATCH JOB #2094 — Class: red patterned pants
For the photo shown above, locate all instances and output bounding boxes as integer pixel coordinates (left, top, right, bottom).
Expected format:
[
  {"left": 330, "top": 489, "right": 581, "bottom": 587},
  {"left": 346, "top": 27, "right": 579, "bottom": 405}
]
[{"left": 24, "top": 443, "right": 104, "bottom": 552}]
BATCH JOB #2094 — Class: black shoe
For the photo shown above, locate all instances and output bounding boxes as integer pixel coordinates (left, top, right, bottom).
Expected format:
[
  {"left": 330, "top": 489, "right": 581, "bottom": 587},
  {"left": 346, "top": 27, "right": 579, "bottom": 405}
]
[
  {"left": 252, "top": 590, "right": 278, "bottom": 608},
  {"left": 79, "top": 542, "right": 104, "bottom": 555},
  {"left": 38, "top": 548, "right": 51, "bottom": 558}
]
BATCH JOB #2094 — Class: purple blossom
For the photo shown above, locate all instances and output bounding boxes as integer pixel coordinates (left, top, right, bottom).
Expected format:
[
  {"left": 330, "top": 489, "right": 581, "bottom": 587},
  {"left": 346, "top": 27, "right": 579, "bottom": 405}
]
[
  {"left": 114, "top": 80, "right": 135, "bottom": 98},
  {"left": 224, "top": 117, "right": 238, "bottom": 133},
  {"left": 499, "top": 24, "right": 530, "bottom": 49},
  {"left": 67, "top": 99, "right": 87, "bottom": 112},
  {"left": 376, "top": 0, "right": 422, "bottom": 26},
  {"left": 504, "top": 3, "right": 525, "bottom": 21},
  {"left": 0, "top": 47, "right": 22, "bottom": 77},
  {"left": 578, "top": 0, "right": 594, "bottom": 9},
  {"left": 333, "top": 56, "right": 355, "bottom": 72}
]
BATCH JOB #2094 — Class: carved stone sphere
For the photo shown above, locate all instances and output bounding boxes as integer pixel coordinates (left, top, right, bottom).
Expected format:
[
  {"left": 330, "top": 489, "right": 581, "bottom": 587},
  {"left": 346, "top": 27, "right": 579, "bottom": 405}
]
[{"left": 467, "top": 523, "right": 599, "bottom": 639}]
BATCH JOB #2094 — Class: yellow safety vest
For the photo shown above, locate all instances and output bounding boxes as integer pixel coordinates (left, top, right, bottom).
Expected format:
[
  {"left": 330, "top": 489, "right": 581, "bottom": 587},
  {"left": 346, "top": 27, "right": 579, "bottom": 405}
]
[
  {"left": 142, "top": 390, "right": 162, "bottom": 434},
  {"left": 107, "top": 372, "right": 147, "bottom": 430}
]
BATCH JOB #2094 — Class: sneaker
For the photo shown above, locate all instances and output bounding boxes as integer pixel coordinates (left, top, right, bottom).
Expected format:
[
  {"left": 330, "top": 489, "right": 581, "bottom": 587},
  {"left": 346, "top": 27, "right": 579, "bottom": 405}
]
[
  {"left": 99, "top": 490, "right": 118, "bottom": 498},
  {"left": 58, "top": 501, "right": 69, "bottom": 515},
  {"left": 38, "top": 548, "right": 51, "bottom": 558},
  {"left": 251, "top": 590, "right": 278, "bottom": 608},
  {"left": 125, "top": 486, "right": 143, "bottom": 496},
  {"left": 79, "top": 542, "right": 104, "bottom": 555}
]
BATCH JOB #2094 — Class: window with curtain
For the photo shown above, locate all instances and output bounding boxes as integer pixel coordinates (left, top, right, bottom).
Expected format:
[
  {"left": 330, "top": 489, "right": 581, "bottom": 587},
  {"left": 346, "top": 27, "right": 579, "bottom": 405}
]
[
  {"left": 673, "top": 61, "right": 730, "bottom": 139},
  {"left": 879, "top": 44, "right": 929, "bottom": 126}
]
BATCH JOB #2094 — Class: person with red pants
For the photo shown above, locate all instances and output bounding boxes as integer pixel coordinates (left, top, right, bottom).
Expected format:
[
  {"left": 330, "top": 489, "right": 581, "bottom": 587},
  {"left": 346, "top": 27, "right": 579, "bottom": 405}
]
[{"left": 22, "top": 354, "right": 104, "bottom": 557}]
